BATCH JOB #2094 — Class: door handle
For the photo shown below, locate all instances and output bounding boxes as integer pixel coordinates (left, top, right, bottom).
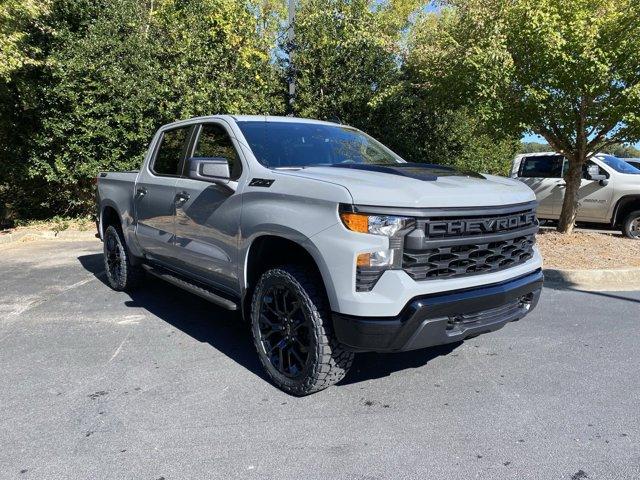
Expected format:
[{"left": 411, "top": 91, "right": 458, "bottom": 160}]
[
  {"left": 135, "top": 187, "right": 147, "bottom": 198},
  {"left": 174, "top": 191, "right": 190, "bottom": 205}
]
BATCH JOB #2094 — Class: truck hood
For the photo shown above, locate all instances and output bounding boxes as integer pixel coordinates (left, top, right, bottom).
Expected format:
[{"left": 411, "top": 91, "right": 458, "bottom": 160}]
[{"left": 275, "top": 164, "right": 536, "bottom": 208}]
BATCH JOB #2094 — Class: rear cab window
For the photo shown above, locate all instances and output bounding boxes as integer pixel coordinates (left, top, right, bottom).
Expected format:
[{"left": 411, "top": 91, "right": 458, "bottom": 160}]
[
  {"left": 151, "top": 126, "right": 192, "bottom": 176},
  {"left": 519, "top": 155, "right": 565, "bottom": 178}
]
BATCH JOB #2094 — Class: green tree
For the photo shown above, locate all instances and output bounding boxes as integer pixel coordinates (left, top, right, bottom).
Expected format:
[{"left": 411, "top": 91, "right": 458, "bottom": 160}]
[
  {"left": 373, "top": 8, "right": 520, "bottom": 174},
  {"left": 151, "top": 0, "right": 283, "bottom": 121},
  {"left": 411, "top": 0, "right": 640, "bottom": 234},
  {"left": 369, "top": 74, "right": 520, "bottom": 174},
  {"left": 0, "top": 0, "right": 48, "bottom": 81},
  {"left": 23, "top": 0, "right": 161, "bottom": 215},
  {"left": 0, "top": 0, "right": 53, "bottom": 221},
  {"left": 521, "top": 142, "right": 551, "bottom": 153},
  {"left": 600, "top": 143, "right": 640, "bottom": 158},
  {"left": 284, "top": 0, "right": 518, "bottom": 175},
  {"left": 2, "top": 0, "right": 284, "bottom": 218},
  {"left": 286, "top": 0, "right": 414, "bottom": 128}
]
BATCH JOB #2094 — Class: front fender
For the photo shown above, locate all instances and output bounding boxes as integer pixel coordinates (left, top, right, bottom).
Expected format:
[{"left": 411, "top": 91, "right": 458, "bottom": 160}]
[{"left": 239, "top": 226, "right": 339, "bottom": 312}]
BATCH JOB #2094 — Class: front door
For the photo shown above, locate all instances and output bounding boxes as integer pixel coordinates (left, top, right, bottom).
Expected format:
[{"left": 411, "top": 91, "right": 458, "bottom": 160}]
[
  {"left": 517, "top": 154, "right": 565, "bottom": 219},
  {"left": 135, "top": 125, "right": 193, "bottom": 261},
  {"left": 575, "top": 160, "right": 613, "bottom": 222},
  {"left": 172, "top": 122, "right": 244, "bottom": 295}
]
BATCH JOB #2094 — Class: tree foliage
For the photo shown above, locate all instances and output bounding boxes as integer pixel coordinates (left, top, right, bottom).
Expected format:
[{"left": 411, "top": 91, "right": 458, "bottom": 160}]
[
  {"left": 288, "top": 0, "right": 518, "bottom": 173},
  {"left": 0, "top": 0, "right": 49, "bottom": 81},
  {"left": 2, "top": 0, "right": 638, "bottom": 227},
  {"left": 412, "top": 0, "right": 640, "bottom": 233},
  {"left": 286, "top": 0, "right": 399, "bottom": 127},
  {"left": 600, "top": 143, "right": 640, "bottom": 158},
  {"left": 1, "top": 0, "right": 284, "bottom": 219},
  {"left": 520, "top": 142, "right": 552, "bottom": 154}
]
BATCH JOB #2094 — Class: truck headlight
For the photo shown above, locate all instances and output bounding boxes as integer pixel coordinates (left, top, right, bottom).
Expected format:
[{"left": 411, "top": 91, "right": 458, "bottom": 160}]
[
  {"left": 340, "top": 212, "right": 414, "bottom": 237},
  {"left": 341, "top": 209, "right": 416, "bottom": 292}
]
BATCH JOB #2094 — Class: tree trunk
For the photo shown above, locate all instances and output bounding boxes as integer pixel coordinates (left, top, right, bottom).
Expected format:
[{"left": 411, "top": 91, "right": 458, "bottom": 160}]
[{"left": 557, "top": 155, "right": 586, "bottom": 234}]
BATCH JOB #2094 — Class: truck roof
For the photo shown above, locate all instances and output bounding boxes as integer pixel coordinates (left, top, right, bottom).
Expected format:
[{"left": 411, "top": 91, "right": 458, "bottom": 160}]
[
  {"left": 517, "top": 151, "right": 560, "bottom": 157},
  {"left": 160, "top": 115, "right": 343, "bottom": 130}
]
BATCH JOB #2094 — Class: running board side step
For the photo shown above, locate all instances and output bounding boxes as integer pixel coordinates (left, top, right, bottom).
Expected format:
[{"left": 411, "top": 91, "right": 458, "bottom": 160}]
[{"left": 142, "top": 264, "right": 238, "bottom": 311}]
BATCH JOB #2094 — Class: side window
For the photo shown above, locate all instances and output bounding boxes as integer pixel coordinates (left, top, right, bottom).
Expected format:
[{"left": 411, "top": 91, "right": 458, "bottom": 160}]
[
  {"left": 519, "top": 155, "right": 564, "bottom": 178},
  {"left": 582, "top": 161, "right": 607, "bottom": 179},
  {"left": 153, "top": 127, "right": 190, "bottom": 176},
  {"left": 193, "top": 123, "right": 242, "bottom": 180}
]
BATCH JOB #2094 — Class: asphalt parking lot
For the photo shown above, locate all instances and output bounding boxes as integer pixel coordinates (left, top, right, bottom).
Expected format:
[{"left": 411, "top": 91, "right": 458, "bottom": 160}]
[{"left": 1, "top": 240, "right": 639, "bottom": 480}]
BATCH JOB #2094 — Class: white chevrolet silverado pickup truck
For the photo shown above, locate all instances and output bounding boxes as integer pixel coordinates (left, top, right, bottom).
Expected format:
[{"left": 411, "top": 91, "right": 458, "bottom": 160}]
[
  {"left": 512, "top": 152, "right": 640, "bottom": 238},
  {"left": 97, "top": 115, "right": 543, "bottom": 395}
]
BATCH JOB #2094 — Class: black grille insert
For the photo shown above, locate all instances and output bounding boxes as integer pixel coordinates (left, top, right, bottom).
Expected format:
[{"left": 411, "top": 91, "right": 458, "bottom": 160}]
[
  {"left": 404, "top": 235, "right": 535, "bottom": 280},
  {"left": 403, "top": 207, "right": 537, "bottom": 281}
]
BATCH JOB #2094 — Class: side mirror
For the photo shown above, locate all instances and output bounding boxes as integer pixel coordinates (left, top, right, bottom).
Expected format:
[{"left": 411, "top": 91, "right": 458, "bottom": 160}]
[
  {"left": 187, "top": 157, "right": 230, "bottom": 183},
  {"left": 589, "top": 173, "right": 609, "bottom": 186}
]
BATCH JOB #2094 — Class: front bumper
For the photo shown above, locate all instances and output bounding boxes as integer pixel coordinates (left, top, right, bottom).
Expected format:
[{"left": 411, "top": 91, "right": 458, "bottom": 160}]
[{"left": 332, "top": 269, "right": 543, "bottom": 352}]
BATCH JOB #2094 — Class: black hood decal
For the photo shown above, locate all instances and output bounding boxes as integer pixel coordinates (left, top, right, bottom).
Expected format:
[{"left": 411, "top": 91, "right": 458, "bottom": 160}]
[{"left": 328, "top": 162, "right": 485, "bottom": 181}]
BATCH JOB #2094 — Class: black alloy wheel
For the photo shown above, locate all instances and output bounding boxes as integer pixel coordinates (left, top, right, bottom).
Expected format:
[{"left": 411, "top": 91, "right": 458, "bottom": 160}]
[
  {"left": 103, "top": 225, "right": 144, "bottom": 291},
  {"left": 258, "top": 284, "right": 311, "bottom": 378},
  {"left": 105, "top": 228, "right": 124, "bottom": 286},
  {"left": 250, "top": 265, "right": 354, "bottom": 396}
]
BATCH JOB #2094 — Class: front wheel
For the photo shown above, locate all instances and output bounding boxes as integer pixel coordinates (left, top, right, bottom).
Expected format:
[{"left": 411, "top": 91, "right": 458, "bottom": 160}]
[
  {"left": 250, "top": 265, "right": 354, "bottom": 396},
  {"left": 622, "top": 210, "right": 640, "bottom": 239}
]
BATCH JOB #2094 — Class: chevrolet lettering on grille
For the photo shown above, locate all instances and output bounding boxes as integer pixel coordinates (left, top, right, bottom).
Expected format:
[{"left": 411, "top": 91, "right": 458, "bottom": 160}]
[{"left": 426, "top": 212, "right": 537, "bottom": 236}]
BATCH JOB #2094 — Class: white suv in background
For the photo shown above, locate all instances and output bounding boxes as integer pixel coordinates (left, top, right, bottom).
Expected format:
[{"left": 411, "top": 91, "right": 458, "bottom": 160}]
[{"left": 511, "top": 152, "right": 640, "bottom": 239}]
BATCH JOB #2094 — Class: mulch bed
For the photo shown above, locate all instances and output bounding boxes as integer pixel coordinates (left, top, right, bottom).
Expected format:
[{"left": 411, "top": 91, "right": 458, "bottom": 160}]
[{"left": 536, "top": 229, "right": 640, "bottom": 270}]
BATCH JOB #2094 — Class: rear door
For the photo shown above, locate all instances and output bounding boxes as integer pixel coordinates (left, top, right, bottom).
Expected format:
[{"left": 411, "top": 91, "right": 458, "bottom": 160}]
[
  {"left": 172, "top": 121, "right": 245, "bottom": 294},
  {"left": 135, "top": 125, "right": 193, "bottom": 261},
  {"left": 517, "top": 155, "right": 565, "bottom": 218}
]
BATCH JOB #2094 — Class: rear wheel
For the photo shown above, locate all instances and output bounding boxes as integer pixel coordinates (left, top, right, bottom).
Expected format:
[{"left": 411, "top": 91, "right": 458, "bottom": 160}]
[
  {"left": 103, "top": 225, "right": 144, "bottom": 291},
  {"left": 250, "top": 265, "right": 354, "bottom": 396},
  {"left": 622, "top": 210, "right": 640, "bottom": 239}
]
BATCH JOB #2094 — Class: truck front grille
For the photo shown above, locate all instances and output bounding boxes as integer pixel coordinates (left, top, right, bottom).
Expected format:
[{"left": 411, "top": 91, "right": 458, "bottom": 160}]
[
  {"left": 402, "top": 204, "right": 538, "bottom": 281},
  {"left": 403, "top": 235, "right": 535, "bottom": 280}
]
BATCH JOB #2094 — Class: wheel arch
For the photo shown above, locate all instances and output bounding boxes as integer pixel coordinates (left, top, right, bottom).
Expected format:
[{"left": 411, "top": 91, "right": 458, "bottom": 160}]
[
  {"left": 241, "top": 232, "right": 338, "bottom": 321},
  {"left": 99, "top": 201, "right": 124, "bottom": 239},
  {"left": 612, "top": 195, "right": 640, "bottom": 226}
]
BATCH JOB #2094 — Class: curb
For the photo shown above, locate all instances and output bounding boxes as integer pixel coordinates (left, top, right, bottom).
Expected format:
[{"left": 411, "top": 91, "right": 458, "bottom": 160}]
[
  {"left": 0, "top": 230, "right": 98, "bottom": 246},
  {"left": 544, "top": 268, "right": 640, "bottom": 291}
]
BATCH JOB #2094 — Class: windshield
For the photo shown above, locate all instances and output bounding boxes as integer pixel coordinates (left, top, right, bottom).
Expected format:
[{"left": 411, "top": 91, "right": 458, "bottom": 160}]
[
  {"left": 236, "top": 121, "right": 403, "bottom": 168},
  {"left": 599, "top": 155, "right": 640, "bottom": 174}
]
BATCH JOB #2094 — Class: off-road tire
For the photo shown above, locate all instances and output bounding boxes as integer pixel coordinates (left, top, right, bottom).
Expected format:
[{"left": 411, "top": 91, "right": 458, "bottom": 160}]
[
  {"left": 250, "top": 265, "right": 354, "bottom": 396},
  {"left": 622, "top": 210, "right": 640, "bottom": 239},
  {"left": 103, "top": 225, "right": 144, "bottom": 291}
]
